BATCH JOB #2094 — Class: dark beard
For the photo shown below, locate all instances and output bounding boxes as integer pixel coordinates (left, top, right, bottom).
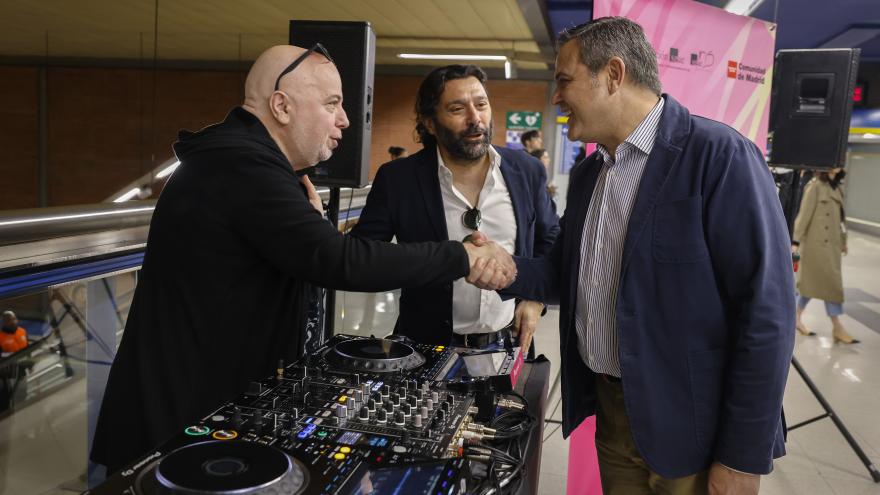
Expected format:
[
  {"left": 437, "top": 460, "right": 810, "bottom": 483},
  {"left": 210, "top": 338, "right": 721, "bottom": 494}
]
[{"left": 433, "top": 120, "right": 493, "bottom": 161}]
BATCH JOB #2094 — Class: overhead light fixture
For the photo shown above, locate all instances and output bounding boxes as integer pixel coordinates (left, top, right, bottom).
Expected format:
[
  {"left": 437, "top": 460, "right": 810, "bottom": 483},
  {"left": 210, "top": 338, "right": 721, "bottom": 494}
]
[
  {"left": 113, "top": 187, "right": 142, "bottom": 203},
  {"left": 504, "top": 60, "right": 512, "bottom": 79},
  {"left": 397, "top": 53, "right": 507, "bottom": 61},
  {"left": 156, "top": 160, "right": 180, "bottom": 179},
  {"left": 724, "top": 0, "right": 766, "bottom": 15}
]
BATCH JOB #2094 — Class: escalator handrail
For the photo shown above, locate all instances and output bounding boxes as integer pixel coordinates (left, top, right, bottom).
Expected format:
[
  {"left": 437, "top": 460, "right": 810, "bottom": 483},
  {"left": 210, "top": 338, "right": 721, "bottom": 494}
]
[{"left": 0, "top": 201, "right": 156, "bottom": 246}]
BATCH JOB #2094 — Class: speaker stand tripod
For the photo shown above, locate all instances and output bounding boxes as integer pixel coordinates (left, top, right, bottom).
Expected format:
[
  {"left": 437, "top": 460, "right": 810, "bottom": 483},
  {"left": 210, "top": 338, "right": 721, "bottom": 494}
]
[{"left": 777, "top": 170, "right": 880, "bottom": 482}]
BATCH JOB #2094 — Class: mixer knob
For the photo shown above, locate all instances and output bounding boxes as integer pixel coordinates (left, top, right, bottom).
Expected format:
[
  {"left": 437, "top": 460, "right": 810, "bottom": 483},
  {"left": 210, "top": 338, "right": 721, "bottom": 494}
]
[
  {"left": 367, "top": 399, "right": 377, "bottom": 411},
  {"left": 252, "top": 412, "right": 264, "bottom": 432},
  {"left": 290, "top": 407, "right": 299, "bottom": 420},
  {"left": 420, "top": 406, "right": 429, "bottom": 419},
  {"left": 408, "top": 395, "right": 418, "bottom": 408},
  {"left": 413, "top": 414, "right": 423, "bottom": 428},
  {"left": 384, "top": 400, "right": 394, "bottom": 411},
  {"left": 421, "top": 381, "right": 430, "bottom": 392},
  {"left": 447, "top": 395, "right": 455, "bottom": 406},
  {"left": 441, "top": 401, "right": 450, "bottom": 414},
  {"left": 377, "top": 408, "right": 387, "bottom": 423},
  {"left": 336, "top": 404, "right": 348, "bottom": 419},
  {"left": 431, "top": 391, "right": 440, "bottom": 404},
  {"left": 390, "top": 393, "right": 400, "bottom": 405},
  {"left": 426, "top": 399, "right": 434, "bottom": 411},
  {"left": 272, "top": 414, "right": 282, "bottom": 434},
  {"left": 401, "top": 404, "right": 411, "bottom": 416},
  {"left": 436, "top": 409, "right": 446, "bottom": 422},
  {"left": 233, "top": 407, "right": 244, "bottom": 428},
  {"left": 353, "top": 390, "right": 363, "bottom": 403},
  {"left": 359, "top": 406, "right": 370, "bottom": 421},
  {"left": 382, "top": 385, "right": 391, "bottom": 397},
  {"left": 394, "top": 411, "right": 406, "bottom": 426},
  {"left": 351, "top": 373, "right": 361, "bottom": 385},
  {"left": 416, "top": 389, "right": 425, "bottom": 401}
]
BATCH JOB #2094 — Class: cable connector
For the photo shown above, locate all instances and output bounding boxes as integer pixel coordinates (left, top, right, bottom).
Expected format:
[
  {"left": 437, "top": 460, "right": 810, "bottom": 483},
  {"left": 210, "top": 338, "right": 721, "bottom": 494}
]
[
  {"left": 466, "top": 423, "right": 497, "bottom": 436},
  {"left": 460, "top": 430, "right": 488, "bottom": 442},
  {"left": 498, "top": 398, "right": 525, "bottom": 411}
]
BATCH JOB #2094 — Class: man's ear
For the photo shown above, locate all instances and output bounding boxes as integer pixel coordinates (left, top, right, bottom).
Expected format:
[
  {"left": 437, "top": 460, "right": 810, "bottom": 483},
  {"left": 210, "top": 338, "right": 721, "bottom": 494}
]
[
  {"left": 269, "top": 92, "right": 292, "bottom": 125},
  {"left": 606, "top": 56, "right": 626, "bottom": 95},
  {"left": 422, "top": 117, "right": 436, "bottom": 137}
]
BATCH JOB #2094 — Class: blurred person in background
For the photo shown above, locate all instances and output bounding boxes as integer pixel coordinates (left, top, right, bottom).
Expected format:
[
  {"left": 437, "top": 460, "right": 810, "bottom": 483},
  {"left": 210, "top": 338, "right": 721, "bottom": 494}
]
[
  {"left": 529, "top": 148, "right": 558, "bottom": 199},
  {"left": 792, "top": 168, "right": 858, "bottom": 344},
  {"left": 1, "top": 311, "right": 28, "bottom": 355},
  {"left": 520, "top": 129, "right": 543, "bottom": 153},
  {"left": 388, "top": 146, "right": 408, "bottom": 160}
]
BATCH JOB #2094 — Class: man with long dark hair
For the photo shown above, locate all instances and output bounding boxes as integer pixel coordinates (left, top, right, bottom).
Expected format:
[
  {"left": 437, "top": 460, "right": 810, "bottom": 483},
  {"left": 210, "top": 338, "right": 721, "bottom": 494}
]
[{"left": 351, "top": 64, "right": 559, "bottom": 353}]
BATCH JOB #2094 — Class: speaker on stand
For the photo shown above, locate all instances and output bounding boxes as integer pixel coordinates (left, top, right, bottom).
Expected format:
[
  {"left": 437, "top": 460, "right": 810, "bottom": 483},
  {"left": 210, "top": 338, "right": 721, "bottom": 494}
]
[
  {"left": 769, "top": 48, "right": 879, "bottom": 483},
  {"left": 289, "top": 21, "right": 377, "bottom": 346}
]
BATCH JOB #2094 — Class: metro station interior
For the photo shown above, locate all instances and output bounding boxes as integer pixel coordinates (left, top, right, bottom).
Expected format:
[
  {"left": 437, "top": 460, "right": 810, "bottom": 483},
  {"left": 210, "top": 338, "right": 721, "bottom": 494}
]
[{"left": 2, "top": 1, "right": 880, "bottom": 494}]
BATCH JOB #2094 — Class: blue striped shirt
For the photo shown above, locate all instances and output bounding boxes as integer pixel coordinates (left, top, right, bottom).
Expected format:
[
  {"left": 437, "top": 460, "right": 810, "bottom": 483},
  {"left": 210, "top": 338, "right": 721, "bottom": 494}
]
[{"left": 575, "top": 97, "right": 665, "bottom": 377}]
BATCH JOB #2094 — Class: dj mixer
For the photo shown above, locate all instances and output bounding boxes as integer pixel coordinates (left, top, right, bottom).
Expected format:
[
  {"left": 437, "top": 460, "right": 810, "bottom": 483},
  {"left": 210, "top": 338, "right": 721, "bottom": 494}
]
[{"left": 87, "top": 334, "right": 527, "bottom": 495}]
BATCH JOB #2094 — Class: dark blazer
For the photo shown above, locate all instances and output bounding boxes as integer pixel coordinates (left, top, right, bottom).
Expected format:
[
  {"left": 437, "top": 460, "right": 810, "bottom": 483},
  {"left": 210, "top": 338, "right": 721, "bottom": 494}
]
[
  {"left": 506, "top": 95, "right": 795, "bottom": 477},
  {"left": 351, "top": 146, "right": 560, "bottom": 344}
]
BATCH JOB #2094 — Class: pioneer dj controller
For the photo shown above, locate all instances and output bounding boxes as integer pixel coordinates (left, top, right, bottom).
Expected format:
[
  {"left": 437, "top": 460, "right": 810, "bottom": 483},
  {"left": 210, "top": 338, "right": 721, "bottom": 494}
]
[{"left": 88, "top": 335, "right": 526, "bottom": 495}]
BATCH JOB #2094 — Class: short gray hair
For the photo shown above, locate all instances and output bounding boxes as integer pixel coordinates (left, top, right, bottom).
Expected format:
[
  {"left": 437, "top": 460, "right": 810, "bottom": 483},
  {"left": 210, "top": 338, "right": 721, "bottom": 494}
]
[{"left": 558, "top": 17, "right": 662, "bottom": 96}]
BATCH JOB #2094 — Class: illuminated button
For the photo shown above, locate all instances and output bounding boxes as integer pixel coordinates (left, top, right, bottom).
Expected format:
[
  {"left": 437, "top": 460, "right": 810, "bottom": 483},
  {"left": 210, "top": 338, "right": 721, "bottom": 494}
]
[
  {"left": 334, "top": 453, "right": 346, "bottom": 460},
  {"left": 184, "top": 425, "right": 211, "bottom": 436},
  {"left": 317, "top": 430, "right": 328, "bottom": 438},
  {"left": 340, "top": 446, "right": 351, "bottom": 454},
  {"left": 338, "top": 395, "right": 347, "bottom": 403},
  {"left": 212, "top": 429, "right": 238, "bottom": 440}
]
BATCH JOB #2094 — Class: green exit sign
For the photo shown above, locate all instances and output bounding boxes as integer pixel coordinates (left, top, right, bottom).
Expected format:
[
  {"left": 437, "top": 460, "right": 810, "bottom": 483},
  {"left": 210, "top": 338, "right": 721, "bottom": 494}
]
[{"left": 506, "top": 111, "right": 542, "bottom": 130}]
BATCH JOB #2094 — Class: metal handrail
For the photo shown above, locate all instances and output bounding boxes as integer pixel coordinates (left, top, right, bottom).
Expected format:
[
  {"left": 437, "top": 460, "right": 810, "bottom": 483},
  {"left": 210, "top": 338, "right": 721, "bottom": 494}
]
[
  {"left": 0, "top": 185, "right": 372, "bottom": 248},
  {"left": 0, "top": 201, "right": 156, "bottom": 247}
]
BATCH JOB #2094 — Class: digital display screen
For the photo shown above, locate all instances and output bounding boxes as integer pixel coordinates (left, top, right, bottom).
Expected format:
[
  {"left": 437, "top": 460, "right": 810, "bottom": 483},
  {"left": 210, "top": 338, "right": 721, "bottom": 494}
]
[
  {"left": 339, "top": 463, "right": 447, "bottom": 495},
  {"left": 460, "top": 351, "right": 507, "bottom": 377}
]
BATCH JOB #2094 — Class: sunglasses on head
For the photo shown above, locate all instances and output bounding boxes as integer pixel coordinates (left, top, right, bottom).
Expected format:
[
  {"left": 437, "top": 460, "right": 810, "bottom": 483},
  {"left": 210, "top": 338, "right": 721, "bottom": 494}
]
[{"left": 274, "top": 43, "right": 334, "bottom": 91}]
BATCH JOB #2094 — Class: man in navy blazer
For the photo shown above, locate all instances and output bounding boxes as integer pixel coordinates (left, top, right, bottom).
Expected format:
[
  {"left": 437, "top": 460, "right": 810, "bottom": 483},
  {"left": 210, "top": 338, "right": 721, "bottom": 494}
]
[
  {"left": 351, "top": 65, "right": 559, "bottom": 352},
  {"left": 489, "top": 18, "right": 794, "bottom": 494}
]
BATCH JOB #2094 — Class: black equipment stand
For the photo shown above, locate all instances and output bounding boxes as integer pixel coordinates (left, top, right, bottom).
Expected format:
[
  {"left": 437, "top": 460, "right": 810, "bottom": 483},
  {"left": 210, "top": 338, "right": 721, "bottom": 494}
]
[
  {"left": 788, "top": 357, "right": 880, "bottom": 482},
  {"left": 774, "top": 167, "right": 880, "bottom": 483},
  {"left": 323, "top": 187, "right": 341, "bottom": 341}
]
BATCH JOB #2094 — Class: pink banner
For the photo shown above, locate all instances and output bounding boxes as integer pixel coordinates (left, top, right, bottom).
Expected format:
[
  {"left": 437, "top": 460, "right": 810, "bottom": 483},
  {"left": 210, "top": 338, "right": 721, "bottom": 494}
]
[
  {"left": 603, "top": 0, "right": 776, "bottom": 153},
  {"left": 566, "top": 2, "right": 776, "bottom": 493}
]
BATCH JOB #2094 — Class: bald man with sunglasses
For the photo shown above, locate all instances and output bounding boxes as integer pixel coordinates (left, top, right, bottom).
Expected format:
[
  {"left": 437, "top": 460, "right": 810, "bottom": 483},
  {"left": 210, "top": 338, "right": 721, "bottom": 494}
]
[{"left": 90, "top": 45, "right": 515, "bottom": 475}]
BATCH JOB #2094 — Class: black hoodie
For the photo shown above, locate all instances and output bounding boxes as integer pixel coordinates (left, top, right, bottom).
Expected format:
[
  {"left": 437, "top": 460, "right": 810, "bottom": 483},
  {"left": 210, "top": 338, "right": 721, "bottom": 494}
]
[{"left": 90, "top": 107, "right": 469, "bottom": 472}]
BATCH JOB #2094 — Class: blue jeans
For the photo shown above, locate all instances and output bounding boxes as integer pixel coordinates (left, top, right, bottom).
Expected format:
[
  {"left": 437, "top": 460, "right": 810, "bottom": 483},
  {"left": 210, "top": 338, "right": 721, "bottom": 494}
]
[{"left": 797, "top": 295, "right": 844, "bottom": 317}]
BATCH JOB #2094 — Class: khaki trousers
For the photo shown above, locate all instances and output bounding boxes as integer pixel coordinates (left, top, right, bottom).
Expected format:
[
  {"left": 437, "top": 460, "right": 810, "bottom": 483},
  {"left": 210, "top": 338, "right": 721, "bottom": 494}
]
[{"left": 594, "top": 376, "right": 709, "bottom": 495}]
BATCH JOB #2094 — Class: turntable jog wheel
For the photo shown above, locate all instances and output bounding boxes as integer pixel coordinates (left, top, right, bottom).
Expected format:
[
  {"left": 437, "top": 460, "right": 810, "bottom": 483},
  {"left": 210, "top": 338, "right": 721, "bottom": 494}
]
[
  {"left": 153, "top": 440, "right": 308, "bottom": 494},
  {"left": 326, "top": 338, "right": 426, "bottom": 373}
]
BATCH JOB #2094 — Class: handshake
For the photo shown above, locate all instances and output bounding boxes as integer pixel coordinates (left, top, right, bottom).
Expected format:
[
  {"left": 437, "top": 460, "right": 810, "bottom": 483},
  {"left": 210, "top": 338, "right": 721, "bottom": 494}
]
[{"left": 462, "top": 232, "right": 517, "bottom": 290}]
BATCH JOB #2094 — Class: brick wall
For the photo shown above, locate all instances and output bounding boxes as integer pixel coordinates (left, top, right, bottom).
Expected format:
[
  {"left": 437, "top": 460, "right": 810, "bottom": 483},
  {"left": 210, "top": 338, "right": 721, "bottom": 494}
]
[{"left": 0, "top": 65, "right": 547, "bottom": 208}]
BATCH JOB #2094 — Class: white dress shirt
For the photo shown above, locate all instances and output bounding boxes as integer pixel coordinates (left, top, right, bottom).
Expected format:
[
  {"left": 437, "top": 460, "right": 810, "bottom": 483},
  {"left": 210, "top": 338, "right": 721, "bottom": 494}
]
[
  {"left": 437, "top": 146, "right": 516, "bottom": 334},
  {"left": 575, "top": 97, "right": 665, "bottom": 377}
]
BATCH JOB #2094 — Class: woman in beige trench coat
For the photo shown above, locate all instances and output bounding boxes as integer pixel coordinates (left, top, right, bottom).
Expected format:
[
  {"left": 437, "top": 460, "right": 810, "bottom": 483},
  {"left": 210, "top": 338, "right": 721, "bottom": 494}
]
[{"left": 791, "top": 168, "right": 858, "bottom": 344}]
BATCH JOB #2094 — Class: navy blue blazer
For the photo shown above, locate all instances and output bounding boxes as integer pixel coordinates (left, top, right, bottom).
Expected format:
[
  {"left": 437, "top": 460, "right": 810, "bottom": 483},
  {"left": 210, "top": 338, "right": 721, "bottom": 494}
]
[
  {"left": 506, "top": 95, "right": 795, "bottom": 477},
  {"left": 351, "top": 145, "right": 560, "bottom": 345}
]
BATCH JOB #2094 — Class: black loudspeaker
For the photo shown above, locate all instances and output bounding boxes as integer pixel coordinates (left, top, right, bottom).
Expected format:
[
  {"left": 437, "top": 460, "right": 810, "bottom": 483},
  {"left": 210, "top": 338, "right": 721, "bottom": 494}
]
[
  {"left": 289, "top": 21, "right": 375, "bottom": 188},
  {"left": 769, "top": 49, "right": 860, "bottom": 169}
]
